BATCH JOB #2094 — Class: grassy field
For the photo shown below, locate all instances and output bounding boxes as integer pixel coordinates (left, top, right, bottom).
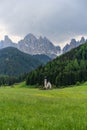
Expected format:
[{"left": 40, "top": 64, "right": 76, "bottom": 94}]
[{"left": 0, "top": 82, "right": 87, "bottom": 130}]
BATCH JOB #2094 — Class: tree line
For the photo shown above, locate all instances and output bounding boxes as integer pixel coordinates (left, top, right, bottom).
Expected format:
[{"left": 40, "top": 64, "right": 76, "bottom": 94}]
[
  {"left": 26, "top": 42, "right": 87, "bottom": 87},
  {"left": 0, "top": 73, "right": 28, "bottom": 86}
]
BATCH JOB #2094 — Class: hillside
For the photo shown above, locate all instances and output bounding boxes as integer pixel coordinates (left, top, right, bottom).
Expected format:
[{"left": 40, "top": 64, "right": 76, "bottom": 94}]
[
  {"left": 32, "top": 54, "right": 51, "bottom": 64},
  {"left": 0, "top": 47, "right": 50, "bottom": 76},
  {"left": 26, "top": 42, "right": 87, "bottom": 87}
]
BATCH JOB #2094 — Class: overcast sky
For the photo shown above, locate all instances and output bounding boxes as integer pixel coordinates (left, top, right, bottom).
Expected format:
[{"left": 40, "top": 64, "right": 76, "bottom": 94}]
[{"left": 0, "top": 0, "right": 87, "bottom": 47}]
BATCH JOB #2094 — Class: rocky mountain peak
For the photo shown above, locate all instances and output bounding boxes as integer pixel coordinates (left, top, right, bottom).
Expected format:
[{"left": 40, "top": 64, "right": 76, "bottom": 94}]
[
  {"left": 80, "top": 37, "right": 85, "bottom": 44},
  {"left": 24, "top": 33, "right": 37, "bottom": 41},
  {"left": 17, "top": 34, "right": 61, "bottom": 58},
  {"left": 4, "top": 35, "right": 12, "bottom": 43},
  {"left": 0, "top": 35, "right": 16, "bottom": 49},
  {"left": 39, "top": 36, "right": 43, "bottom": 40},
  {"left": 70, "top": 39, "right": 77, "bottom": 46},
  {"left": 63, "top": 37, "right": 87, "bottom": 53},
  {"left": 22, "top": 33, "right": 38, "bottom": 47}
]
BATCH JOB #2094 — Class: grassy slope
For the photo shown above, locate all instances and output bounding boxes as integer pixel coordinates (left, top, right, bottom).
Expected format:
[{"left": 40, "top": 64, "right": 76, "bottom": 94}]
[{"left": 0, "top": 83, "right": 87, "bottom": 130}]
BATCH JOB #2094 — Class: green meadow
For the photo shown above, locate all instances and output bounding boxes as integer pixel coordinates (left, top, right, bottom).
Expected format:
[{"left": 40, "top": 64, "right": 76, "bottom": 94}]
[{"left": 0, "top": 82, "right": 87, "bottom": 130}]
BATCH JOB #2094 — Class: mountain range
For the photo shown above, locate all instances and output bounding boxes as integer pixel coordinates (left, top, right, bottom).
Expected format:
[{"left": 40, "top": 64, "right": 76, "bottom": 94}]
[
  {"left": 63, "top": 37, "right": 87, "bottom": 53},
  {"left": 0, "top": 34, "right": 61, "bottom": 58},
  {"left": 0, "top": 47, "right": 51, "bottom": 76},
  {"left": 0, "top": 34, "right": 86, "bottom": 58}
]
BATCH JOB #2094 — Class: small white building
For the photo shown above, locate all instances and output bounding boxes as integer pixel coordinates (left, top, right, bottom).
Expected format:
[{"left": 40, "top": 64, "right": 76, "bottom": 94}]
[
  {"left": 44, "top": 78, "right": 52, "bottom": 89},
  {"left": 47, "top": 82, "right": 52, "bottom": 89},
  {"left": 44, "top": 78, "right": 47, "bottom": 88}
]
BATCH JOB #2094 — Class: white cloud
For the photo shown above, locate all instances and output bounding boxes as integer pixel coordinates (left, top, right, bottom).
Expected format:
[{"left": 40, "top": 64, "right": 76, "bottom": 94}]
[{"left": 0, "top": 0, "right": 87, "bottom": 46}]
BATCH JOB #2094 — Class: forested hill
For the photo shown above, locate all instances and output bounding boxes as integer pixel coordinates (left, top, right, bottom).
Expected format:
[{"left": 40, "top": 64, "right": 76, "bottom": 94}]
[
  {"left": 26, "top": 42, "right": 87, "bottom": 87},
  {"left": 0, "top": 47, "right": 50, "bottom": 76},
  {"left": 32, "top": 54, "right": 51, "bottom": 64}
]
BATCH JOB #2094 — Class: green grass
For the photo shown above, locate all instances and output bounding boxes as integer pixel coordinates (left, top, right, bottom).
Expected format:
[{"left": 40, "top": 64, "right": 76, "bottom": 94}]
[{"left": 0, "top": 82, "right": 87, "bottom": 130}]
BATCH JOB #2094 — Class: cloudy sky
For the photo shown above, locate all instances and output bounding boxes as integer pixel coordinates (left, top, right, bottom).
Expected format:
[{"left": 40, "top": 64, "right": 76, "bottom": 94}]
[{"left": 0, "top": 0, "right": 87, "bottom": 47}]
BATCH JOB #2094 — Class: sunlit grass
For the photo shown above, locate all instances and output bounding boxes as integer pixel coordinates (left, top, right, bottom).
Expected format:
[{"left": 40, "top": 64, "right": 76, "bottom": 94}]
[{"left": 0, "top": 82, "right": 87, "bottom": 130}]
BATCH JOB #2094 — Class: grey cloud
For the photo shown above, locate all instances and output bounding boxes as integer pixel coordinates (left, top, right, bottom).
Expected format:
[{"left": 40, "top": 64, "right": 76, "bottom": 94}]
[{"left": 0, "top": 0, "right": 87, "bottom": 45}]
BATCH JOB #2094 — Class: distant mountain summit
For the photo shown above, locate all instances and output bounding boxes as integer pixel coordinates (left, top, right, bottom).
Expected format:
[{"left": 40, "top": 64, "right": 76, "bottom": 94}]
[
  {"left": 0, "top": 35, "right": 17, "bottom": 49},
  {"left": 18, "top": 33, "right": 61, "bottom": 58},
  {"left": 63, "top": 37, "right": 86, "bottom": 53}
]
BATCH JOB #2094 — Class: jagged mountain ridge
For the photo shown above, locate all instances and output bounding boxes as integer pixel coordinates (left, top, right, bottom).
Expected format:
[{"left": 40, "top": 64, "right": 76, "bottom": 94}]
[
  {"left": 0, "top": 35, "right": 17, "bottom": 49},
  {"left": 0, "top": 34, "right": 87, "bottom": 58},
  {"left": 17, "top": 34, "right": 61, "bottom": 58},
  {"left": 63, "top": 37, "right": 87, "bottom": 53},
  {"left": 0, "top": 34, "right": 61, "bottom": 58}
]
